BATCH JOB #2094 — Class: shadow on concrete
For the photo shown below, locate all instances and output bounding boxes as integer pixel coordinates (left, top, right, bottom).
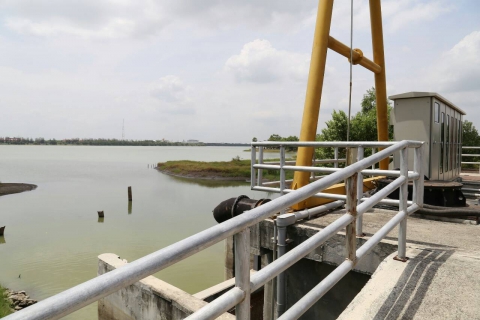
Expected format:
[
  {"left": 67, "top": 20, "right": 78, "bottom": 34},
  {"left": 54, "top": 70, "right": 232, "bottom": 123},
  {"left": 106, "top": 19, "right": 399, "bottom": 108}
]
[
  {"left": 373, "top": 249, "right": 454, "bottom": 320},
  {"left": 378, "top": 235, "right": 457, "bottom": 249}
]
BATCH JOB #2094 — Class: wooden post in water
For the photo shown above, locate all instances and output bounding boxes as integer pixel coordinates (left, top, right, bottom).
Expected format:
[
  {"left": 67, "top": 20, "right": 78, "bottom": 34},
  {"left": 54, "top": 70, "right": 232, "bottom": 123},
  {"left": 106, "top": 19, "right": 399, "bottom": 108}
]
[
  {"left": 128, "top": 186, "right": 132, "bottom": 202},
  {"left": 0, "top": 226, "right": 5, "bottom": 236},
  {"left": 97, "top": 211, "right": 104, "bottom": 218}
]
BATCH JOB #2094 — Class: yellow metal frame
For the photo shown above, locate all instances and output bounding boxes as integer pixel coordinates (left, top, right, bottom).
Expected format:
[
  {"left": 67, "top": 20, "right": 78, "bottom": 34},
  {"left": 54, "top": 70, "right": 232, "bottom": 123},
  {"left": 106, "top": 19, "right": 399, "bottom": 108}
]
[{"left": 292, "top": 0, "right": 389, "bottom": 210}]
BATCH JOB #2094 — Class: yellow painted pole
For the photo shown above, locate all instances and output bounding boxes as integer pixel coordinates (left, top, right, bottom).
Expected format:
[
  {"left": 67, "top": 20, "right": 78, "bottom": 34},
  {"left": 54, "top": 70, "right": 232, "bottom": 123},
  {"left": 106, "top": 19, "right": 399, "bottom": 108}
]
[
  {"left": 328, "top": 36, "right": 381, "bottom": 74},
  {"left": 292, "top": 0, "right": 334, "bottom": 202},
  {"left": 369, "top": 0, "right": 389, "bottom": 170}
]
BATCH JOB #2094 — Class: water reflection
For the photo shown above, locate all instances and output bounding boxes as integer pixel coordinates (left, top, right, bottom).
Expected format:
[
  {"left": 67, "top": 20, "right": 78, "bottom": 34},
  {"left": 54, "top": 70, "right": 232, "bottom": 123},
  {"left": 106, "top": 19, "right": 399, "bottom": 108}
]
[
  {"left": 0, "top": 236, "right": 5, "bottom": 244},
  {"left": 128, "top": 202, "right": 132, "bottom": 214},
  {"left": 164, "top": 174, "right": 249, "bottom": 188},
  {"left": 98, "top": 217, "right": 104, "bottom": 223}
]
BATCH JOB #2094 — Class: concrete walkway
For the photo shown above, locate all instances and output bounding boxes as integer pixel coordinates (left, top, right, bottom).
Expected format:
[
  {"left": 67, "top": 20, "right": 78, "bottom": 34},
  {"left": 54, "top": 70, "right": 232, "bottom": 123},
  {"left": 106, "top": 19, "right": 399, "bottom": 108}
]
[
  {"left": 339, "top": 248, "right": 480, "bottom": 320},
  {"left": 303, "top": 209, "right": 480, "bottom": 319}
]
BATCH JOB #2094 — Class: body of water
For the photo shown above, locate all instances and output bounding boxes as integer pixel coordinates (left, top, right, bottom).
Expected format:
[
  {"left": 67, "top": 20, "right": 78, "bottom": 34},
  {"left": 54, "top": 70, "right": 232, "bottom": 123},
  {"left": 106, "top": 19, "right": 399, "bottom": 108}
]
[{"left": 0, "top": 145, "right": 284, "bottom": 319}]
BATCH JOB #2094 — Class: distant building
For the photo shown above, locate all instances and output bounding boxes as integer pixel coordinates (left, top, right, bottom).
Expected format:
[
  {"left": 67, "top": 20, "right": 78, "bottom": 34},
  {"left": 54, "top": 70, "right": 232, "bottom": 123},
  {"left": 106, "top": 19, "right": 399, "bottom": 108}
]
[
  {"left": 4, "top": 137, "right": 22, "bottom": 143},
  {"left": 186, "top": 139, "right": 200, "bottom": 144}
]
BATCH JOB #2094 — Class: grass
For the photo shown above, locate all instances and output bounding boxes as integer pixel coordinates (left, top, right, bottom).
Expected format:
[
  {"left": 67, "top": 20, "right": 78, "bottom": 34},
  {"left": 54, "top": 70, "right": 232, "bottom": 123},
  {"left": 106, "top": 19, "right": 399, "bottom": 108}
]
[
  {"left": 157, "top": 158, "right": 295, "bottom": 181},
  {"left": 243, "top": 148, "right": 294, "bottom": 153},
  {"left": 0, "top": 285, "right": 13, "bottom": 318}
]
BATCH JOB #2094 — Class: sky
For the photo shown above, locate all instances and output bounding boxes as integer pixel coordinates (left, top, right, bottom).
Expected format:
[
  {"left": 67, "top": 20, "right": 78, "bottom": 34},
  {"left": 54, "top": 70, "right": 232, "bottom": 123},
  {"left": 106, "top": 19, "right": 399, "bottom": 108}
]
[{"left": 0, "top": 0, "right": 479, "bottom": 143}]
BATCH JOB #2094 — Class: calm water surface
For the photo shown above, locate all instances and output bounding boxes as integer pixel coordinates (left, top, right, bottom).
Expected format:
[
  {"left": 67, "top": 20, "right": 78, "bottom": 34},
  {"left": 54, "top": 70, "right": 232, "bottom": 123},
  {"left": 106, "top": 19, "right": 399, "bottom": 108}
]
[{"left": 0, "top": 146, "right": 283, "bottom": 319}]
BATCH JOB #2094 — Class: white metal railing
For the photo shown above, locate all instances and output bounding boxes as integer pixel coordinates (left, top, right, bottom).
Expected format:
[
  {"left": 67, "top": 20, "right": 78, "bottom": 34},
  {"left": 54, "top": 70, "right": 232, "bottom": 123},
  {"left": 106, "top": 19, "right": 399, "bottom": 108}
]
[
  {"left": 462, "top": 146, "right": 480, "bottom": 174},
  {"left": 5, "top": 140, "right": 424, "bottom": 320}
]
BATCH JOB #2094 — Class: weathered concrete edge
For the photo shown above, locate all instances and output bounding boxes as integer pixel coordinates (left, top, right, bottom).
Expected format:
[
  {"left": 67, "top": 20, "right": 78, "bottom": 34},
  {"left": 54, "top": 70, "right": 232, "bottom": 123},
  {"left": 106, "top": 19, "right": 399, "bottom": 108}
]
[
  {"left": 193, "top": 270, "right": 257, "bottom": 301},
  {"left": 338, "top": 247, "right": 480, "bottom": 320},
  {"left": 98, "top": 253, "right": 235, "bottom": 320}
]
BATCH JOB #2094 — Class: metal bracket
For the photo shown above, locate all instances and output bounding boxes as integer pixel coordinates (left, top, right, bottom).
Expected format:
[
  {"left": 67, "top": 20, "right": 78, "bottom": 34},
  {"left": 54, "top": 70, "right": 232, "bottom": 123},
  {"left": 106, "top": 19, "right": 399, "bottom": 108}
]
[{"left": 393, "top": 255, "right": 409, "bottom": 262}]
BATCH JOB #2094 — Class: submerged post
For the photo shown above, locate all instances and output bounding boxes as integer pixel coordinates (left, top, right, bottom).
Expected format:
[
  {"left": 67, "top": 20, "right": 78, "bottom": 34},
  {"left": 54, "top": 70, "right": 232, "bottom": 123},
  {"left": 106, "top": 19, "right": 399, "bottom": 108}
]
[
  {"left": 0, "top": 226, "right": 5, "bottom": 236},
  {"left": 97, "top": 211, "right": 104, "bottom": 218},
  {"left": 128, "top": 186, "right": 132, "bottom": 202}
]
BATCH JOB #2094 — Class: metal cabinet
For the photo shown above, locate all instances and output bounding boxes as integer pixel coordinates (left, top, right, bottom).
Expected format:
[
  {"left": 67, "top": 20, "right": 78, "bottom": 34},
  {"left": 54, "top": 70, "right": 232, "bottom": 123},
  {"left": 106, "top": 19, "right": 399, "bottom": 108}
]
[{"left": 390, "top": 92, "right": 465, "bottom": 181}]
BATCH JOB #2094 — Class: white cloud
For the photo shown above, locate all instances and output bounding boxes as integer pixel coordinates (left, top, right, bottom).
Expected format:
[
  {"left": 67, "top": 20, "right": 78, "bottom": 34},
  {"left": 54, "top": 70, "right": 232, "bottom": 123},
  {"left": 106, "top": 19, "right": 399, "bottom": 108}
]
[
  {"left": 150, "top": 76, "right": 195, "bottom": 115},
  {"left": 6, "top": 17, "right": 136, "bottom": 39},
  {"left": 329, "top": 0, "right": 453, "bottom": 34},
  {"left": 1, "top": 0, "right": 318, "bottom": 39},
  {"left": 433, "top": 31, "right": 480, "bottom": 93},
  {"left": 384, "top": 0, "right": 454, "bottom": 32},
  {"left": 224, "top": 39, "right": 310, "bottom": 83}
]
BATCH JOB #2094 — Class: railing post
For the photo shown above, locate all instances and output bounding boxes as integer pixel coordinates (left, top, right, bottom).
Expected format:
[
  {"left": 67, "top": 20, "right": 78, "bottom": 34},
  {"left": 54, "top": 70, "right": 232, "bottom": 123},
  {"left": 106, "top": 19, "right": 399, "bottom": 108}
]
[
  {"left": 413, "top": 144, "right": 424, "bottom": 208},
  {"left": 311, "top": 153, "right": 316, "bottom": 181},
  {"left": 235, "top": 228, "right": 251, "bottom": 319},
  {"left": 258, "top": 146, "right": 264, "bottom": 186},
  {"left": 251, "top": 146, "right": 257, "bottom": 189},
  {"left": 280, "top": 146, "right": 286, "bottom": 215},
  {"left": 334, "top": 147, "right": 339, "bottom": 168},
  {"left": 396, "top": 146, "right": 408, "bottom": 261},
  {"left": 371, "top": 148, "right": 376, "bottom": 170},
  {"left": 356, "top": 147, "right": 365, "bottom": 237},
  {"left": 345, "top": 148, "right": 358, "bottom": 262}
]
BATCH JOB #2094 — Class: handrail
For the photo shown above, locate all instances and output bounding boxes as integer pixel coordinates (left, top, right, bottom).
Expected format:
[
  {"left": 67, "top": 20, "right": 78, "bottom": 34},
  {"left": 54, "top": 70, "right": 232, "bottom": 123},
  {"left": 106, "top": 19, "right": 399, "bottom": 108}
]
[
  {"left": 5, "top": 140, "right": 424, "bottom": 320},
  {"left": 251, "top": 140, "right": 422, "bottom": 147},
  {"left": 461, "top": 146, "right": 480, "bottom": 174}
]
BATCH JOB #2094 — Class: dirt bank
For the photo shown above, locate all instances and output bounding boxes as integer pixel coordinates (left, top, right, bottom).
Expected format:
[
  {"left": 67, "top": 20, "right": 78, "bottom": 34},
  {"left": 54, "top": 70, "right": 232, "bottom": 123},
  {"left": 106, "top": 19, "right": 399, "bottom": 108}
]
[
  {"left": 0, "top": 183, "right": 37, "bottom": 197},
  {"left": 156, "top": 168, "right": 248, "bottom": 181}
]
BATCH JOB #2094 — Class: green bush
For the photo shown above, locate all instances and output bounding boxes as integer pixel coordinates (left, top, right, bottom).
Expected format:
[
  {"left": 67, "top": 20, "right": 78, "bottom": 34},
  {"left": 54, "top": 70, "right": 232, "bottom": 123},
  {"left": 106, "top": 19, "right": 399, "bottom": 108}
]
[{"left": 0, "top": 285, "right": 13, "bottom": 317}]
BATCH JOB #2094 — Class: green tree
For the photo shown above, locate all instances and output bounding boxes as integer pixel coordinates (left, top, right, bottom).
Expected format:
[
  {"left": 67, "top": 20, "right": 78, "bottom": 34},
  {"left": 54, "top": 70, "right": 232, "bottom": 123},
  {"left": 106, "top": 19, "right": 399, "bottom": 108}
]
[
  {"left": 252, "top": 137, "right": 257, "bottom": 142},
  {"left": 268, "top": 134, "right": 282, "bottom": 141},
  {"left": 462, "top": 120, "right": 480, "bottom": 169},
  {"left": 315, "top": 88, "right": 393, "bottom": 162},
  {"left": 462, "top": 120, "right": 480, "bottom": 146},
  {"left": 361, "top": 87, "right": 377, "bottom": 112}
]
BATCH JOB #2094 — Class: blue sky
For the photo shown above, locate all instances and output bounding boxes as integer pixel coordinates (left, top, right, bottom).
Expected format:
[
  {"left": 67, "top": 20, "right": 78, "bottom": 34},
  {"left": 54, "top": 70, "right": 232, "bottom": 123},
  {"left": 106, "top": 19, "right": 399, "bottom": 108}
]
[{"left": 0, "top": 0, "right": 479, "bottom": 142}]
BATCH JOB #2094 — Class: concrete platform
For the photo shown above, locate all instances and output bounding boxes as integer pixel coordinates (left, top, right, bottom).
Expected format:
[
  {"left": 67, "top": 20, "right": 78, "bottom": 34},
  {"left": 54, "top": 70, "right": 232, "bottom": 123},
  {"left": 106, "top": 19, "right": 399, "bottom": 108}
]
[
  {"left": 339, "top": 248, "right": 480, "bottom": 320},
  {"left": 302, "top": 208, "right": 480, "bottom": 320},
  {"left": 305, "top": 208, "right": 480, "bottom": 253},
  {"left": 461, "top": 172, "right": 480, "bottom": 181}
]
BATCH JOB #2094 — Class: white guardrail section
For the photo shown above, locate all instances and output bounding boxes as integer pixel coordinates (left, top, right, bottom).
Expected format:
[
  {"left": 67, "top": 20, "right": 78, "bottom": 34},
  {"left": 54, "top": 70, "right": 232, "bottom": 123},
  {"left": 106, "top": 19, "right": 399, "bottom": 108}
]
[
  {"left": 5, "top": 140, "right": 424, "bottom": 320},
  {"left": 462, "top": 146, "right": 480, "bottom": 174}
]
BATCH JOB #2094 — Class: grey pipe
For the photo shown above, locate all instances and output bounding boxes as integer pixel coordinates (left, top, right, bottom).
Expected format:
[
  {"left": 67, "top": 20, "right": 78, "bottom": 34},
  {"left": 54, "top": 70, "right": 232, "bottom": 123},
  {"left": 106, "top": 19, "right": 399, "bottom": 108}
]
[
  {"left": 276, "top": 225, "right": 287, "bottom": 317},
  {"left": 416, "top": 204, "right": 480, "bottom": 217}
]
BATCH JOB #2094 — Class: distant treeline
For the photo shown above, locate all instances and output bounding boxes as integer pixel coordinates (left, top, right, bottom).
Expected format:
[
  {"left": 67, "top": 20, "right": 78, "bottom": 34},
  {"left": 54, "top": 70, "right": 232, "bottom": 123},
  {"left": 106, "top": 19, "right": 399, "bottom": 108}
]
[{"left": 0, "top": 137, "right": 250, "bottom": 147}]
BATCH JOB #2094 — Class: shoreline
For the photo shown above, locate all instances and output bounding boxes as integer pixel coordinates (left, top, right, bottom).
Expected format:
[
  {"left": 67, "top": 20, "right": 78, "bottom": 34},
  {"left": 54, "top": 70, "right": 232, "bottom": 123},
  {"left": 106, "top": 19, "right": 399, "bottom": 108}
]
[
  {"left": 156, "top": 168, "right": 249, "bottom": 181},
  {"left": 0, "top": 183, "right": 37, "bottom": 197}
]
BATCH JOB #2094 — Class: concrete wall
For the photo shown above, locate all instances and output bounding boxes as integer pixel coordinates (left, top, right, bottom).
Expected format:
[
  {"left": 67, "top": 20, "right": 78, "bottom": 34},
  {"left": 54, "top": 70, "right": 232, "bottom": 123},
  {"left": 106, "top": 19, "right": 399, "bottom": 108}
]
[
  {"left": 97, "top": 253, "right": 234, "bottom": 320},
  {"left": 223, "top": 218, "right": 401, "bottom": 319},
  {"left": 248, "top": 219, "right": 398, "bottom": 275}
]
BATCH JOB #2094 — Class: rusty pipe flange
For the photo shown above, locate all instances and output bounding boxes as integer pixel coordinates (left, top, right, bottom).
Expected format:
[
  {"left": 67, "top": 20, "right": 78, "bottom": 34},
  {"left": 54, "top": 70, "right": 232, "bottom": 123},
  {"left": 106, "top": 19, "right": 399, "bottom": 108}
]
[
  {"left": 231, "top": 195, "right": 250, "bottom": 218},
  {"left": 213, "top": 196, "right": 271, "bottom": 223}
]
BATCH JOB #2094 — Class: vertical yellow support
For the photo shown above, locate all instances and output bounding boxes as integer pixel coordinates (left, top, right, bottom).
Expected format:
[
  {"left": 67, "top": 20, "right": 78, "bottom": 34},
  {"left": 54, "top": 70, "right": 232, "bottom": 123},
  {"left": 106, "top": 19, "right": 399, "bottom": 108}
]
[
  {"left": 369, "top": 0, "right": 389, "bottom": 170},
  {"left": 291, "top": 0, "right": 334, "bottom": 210}
]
